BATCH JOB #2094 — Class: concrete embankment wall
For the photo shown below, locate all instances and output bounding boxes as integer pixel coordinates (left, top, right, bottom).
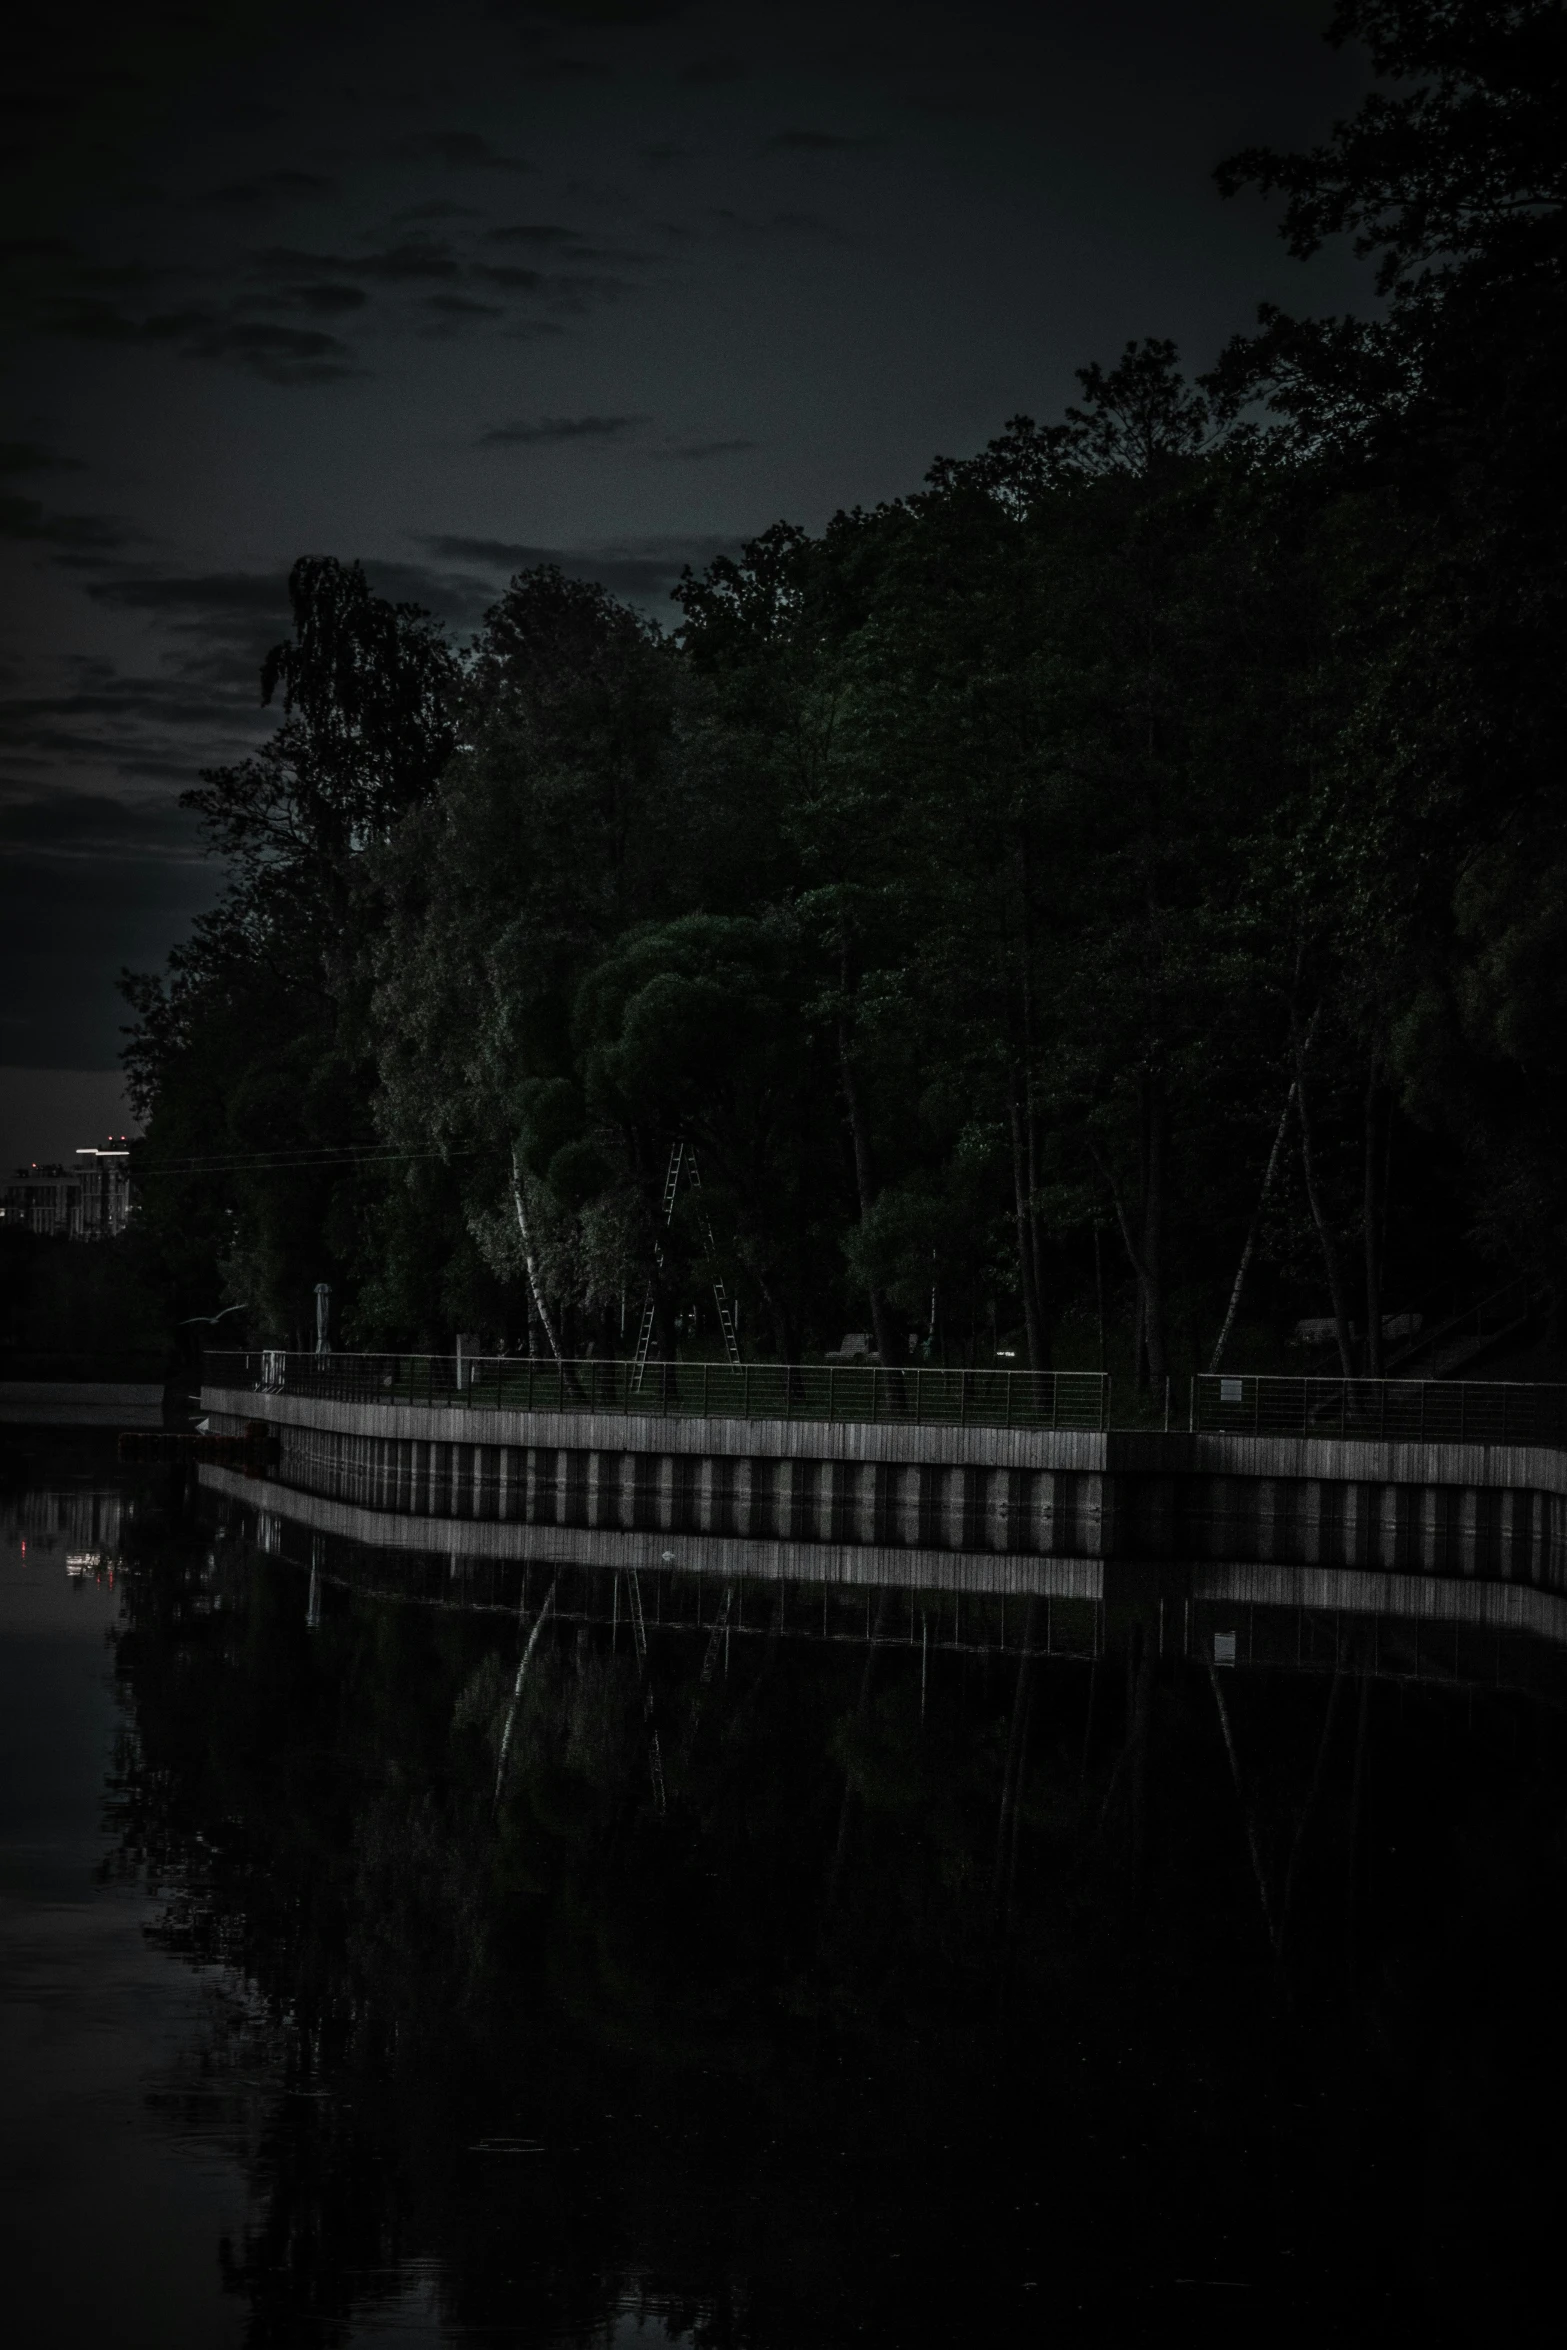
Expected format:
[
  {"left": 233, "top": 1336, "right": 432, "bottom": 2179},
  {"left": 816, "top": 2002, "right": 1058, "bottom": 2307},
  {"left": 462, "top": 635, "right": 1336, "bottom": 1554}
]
[{"left": 204, "top": 1383, "right": 1567, "bottom": 1591}]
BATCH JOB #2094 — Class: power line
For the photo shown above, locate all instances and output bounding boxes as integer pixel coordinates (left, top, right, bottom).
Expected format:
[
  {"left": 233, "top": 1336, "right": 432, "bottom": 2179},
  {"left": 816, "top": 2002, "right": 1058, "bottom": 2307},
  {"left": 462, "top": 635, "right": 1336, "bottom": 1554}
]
[{"left": 127, "top": 1142, "right": 486, "bottom": 1176}]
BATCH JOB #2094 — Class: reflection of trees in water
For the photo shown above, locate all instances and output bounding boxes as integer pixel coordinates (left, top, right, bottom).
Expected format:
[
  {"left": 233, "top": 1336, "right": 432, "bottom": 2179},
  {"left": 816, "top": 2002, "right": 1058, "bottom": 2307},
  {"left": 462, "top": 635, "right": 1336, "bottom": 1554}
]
[{"left": 106, "top": 1499, "right": 1567, "bottom": 2342}]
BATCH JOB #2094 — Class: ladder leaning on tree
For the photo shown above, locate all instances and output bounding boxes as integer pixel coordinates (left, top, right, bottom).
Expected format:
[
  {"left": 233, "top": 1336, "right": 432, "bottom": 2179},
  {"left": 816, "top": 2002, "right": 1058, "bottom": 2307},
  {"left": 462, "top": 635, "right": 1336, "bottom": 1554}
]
[{"left": 630, "top": 1140, "right": 743, "bottom": 1389}]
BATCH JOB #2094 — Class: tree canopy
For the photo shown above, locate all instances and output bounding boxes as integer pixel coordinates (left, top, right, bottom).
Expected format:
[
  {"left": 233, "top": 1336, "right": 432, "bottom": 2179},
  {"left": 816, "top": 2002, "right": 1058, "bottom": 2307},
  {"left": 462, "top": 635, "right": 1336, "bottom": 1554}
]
[{"left": 123, "top": 1, "right": 1567, "bottom": 1383}]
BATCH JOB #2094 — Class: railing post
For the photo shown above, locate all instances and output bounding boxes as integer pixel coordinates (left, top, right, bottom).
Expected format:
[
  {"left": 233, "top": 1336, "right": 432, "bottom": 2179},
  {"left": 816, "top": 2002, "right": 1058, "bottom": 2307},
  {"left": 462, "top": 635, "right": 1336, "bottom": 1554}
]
[
  {"left": 743, "top": 1362, "right": 751, "bottom": 1422},
  {"left": 1005, "top": 1373, "right": 1013, "bottom": 1431},
  {"left": 829, "top": 1363, "right": 837, "bottom": 1423},
  {"left": 702, "top": 1361, "right": 710, "bottom": 1419}
]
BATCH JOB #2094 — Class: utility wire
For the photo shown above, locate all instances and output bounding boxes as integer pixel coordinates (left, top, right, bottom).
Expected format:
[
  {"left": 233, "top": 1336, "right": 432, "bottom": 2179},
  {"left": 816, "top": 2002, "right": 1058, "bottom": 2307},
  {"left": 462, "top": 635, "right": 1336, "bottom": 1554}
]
[{"left": 127, "top": 1142, "right": 486, "bottom": 1176}]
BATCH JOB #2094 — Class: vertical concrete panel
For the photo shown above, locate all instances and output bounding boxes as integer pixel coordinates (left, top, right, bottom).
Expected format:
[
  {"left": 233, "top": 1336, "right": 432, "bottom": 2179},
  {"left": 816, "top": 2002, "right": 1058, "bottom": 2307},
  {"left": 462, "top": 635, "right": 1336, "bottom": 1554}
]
[
  {"left": 564, "top": 1449, "right": 589, "bottom": 1528},
  {"left": 813, "top": 1461, "right": 834, "bottom": 1544},
  {"left": 582, "top": 1451, "right": 604, "bottom": 1529},
  {"left": 1320, "top": 1479, "right": 1346, "bottom": 1567},
  {"left": 981, "top": 1468, "right": 1005, "bottom": 1552},
  {"left": 1053, "top": 1472, "right": 1077, "bottom": 1556},
  {"left": 748, "top": 1458, "right": 774, "bottom": 1538},
  {"left": 846, "top": 1463, "right": 872, "bottom": 1544},
  {"left": 1274, "top": 1478, "right": 1305, "bottom": 1567},
  {"left": 908, "top": 1465, "right": 933, "bottom": 1548}
]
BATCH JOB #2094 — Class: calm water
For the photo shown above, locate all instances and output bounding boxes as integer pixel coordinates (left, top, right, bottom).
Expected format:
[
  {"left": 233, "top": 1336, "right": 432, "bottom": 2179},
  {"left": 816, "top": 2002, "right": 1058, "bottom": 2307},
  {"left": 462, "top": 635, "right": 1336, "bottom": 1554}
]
[{"left": 4, "top": 1439, "right": 1567, "bottom": 2345}]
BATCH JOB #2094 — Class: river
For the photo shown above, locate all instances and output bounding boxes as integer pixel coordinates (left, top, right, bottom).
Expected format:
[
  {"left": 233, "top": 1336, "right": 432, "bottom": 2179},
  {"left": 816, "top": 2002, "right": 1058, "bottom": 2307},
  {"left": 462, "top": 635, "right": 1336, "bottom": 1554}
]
[{"left": 2, "top": 1435, "right": 1564, "bottom": 2343}]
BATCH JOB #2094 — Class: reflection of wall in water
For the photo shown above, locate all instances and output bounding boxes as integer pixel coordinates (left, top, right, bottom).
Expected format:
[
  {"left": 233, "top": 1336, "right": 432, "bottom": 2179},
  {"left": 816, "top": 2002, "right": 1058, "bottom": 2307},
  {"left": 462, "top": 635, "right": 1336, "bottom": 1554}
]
[
  {"left": 1, "top": 1486, "right": 125, "bottom": 1556},
  {"left": 208, "top": 1487, "right": 1567, "bottom": 1708}
]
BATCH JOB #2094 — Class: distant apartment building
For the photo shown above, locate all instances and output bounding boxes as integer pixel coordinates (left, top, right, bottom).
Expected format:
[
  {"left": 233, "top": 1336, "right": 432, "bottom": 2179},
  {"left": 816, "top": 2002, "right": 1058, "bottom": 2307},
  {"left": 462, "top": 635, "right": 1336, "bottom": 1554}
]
[{"left": 0, "top": 1146, "right": 132, "bottom": 1239}]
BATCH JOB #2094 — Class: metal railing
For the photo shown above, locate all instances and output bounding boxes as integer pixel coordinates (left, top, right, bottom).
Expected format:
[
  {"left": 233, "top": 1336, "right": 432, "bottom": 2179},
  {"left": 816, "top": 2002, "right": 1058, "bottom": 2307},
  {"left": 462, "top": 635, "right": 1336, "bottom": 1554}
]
[
  {"left": 1193, "top": 1372, "right": 1567, "bottom": 1449},
  {"left": 202, "top": 1350, "right": 1111, "bottom": 1433}
]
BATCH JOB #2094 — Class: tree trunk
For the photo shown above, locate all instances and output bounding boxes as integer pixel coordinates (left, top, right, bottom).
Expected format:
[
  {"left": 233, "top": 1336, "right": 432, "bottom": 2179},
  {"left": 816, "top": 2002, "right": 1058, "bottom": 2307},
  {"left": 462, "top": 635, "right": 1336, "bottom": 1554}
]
[
  {"left": 993, "top": 1598, "right": 1039, "bottom": 1904},
  {"left": 1010, "top": 1086, "right": 1045, "bottom": 1370},
  {"left": 1016, "top": 835, "right": 1045, "bottom": 1325},
  {"left": 1209, "top": 1077, "right": 1298, "bottom": 1374},
  {"left": 839, "top": 1007, "right": 895, "bottom": 1369},
  {"left": 509, "top": 1151, "right": 564, "bottom": 1365},
  {"left": 1127, "top": 1623, "right": 1157, "bottom": 1900},
  {"left": 1090, "top": 1140, "right": 1162, "bottom": 1385},
  {"left": 493, "top": 1577, "right": 558, "bottom": 1808},
  {"left": 1363, "top": 1057, "right": 1385, "bottom": 1376},
  {"left": 823, "top": 1591, "right": 888, "bottom": 1924},
  {"left": 1292, "top": 1015, "right": 1356, "bottom": 1378},
  {"left": 1346, "top": 1670, "right": 1372, "bottom": 1977},
  {"left": 1279, "top": 1668, "right": 1344, "bottom": 1958},
  {"left": 1208, "top": 1660, "right": 1279, "bottom": 1953},
  {"left": 1140, "top": 1077, "right": 1168, "bottom": 1383}
]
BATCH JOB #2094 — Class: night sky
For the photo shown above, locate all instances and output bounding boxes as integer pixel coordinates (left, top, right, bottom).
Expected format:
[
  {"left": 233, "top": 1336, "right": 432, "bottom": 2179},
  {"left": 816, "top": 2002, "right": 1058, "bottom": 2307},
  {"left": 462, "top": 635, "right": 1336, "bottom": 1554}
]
[{"left": 1, "top": 0, "right": 1367, "bottom": 1160}]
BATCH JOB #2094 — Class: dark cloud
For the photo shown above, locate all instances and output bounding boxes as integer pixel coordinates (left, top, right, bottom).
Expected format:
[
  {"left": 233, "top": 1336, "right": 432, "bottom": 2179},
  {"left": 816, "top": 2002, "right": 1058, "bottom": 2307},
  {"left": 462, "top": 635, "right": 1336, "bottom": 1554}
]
[
  {"left": 85, "top": 570, "right": 290, "bottom": 620},
  {"left": 472, "top": 264, "right": 543, "bottom": 291},
  {"left": 0, "top": 441, "right": 84, "bottom": 476},
  {"left": 0, "top": 238, "right": 78, "bottom": 263},
  {"left": 0, "top": 842, "right": 223, "bottom": 1065},
  {"left": 0, "top": 791, "right": 204, "bottom": 866},
  {"left": 655, "top": 438, "right": 757, "bottom": 461},
  {"left": 416, "top": 530, "right": 737, "bottom": 602},
  {"left": 518, "top": 55, "right": 615, "bottom": 81},
  {"left": 682, "top": 56, "right": 745, "bottom": 84},
  {"left": 704, "top": 208, "right": 843, "bottom": 241},
  {"left": 84, "top": 570, "right": 294, "bottom": 672},
  {"left": 253, "top": 240, "right": 461, "bottom": 282},
  {"left": 479, "top": 413, "right": 647, "bottom": 445},
  {"left": 0, "top": 647, "right": 277, "bottom": 806},
  {"left": 253, "top": 281, "right": 369, "bottom": 317},
  {"left": 532, "top": 271, "right": 632, "bottom": 312},
  {"left": 137, "top": 310, "right": 360, "bottom": 383},
  {"left": 420, "top": 292, "right": 505, "bottom": 331},
  {"left": 209, "top": 168, "right": 337, "bottom": 207},
  {"left": 489, "top": 0, "right": 685, "bottom": 18},
  {"left": 357, "top": 560, "right": 501, "bottom": 626},
  {"left": 0, "top": 494, "right": 128, "bottom": 551},
  {"left": 396, "top": 200, "right": 482, "bottom": 221},
  {"left": 484, "top": 223, "right": 579, "bottom": 247},
  {"left": 765, "top": 129, "right": 878, "bottom": 152},
  {"left": 9, "top": 234, "right": 364, "bottom": 382},
  {"left": 223, "top": 100, "right": 288, "bottom": 131},
  {"left": 641, "top": 143, "right": 700, "bottom": 167},
  {"left": 2, "top": 670, "right": 255, "bottom": 738},
  {"left": 388, "top": 130, "right": 534, "bottom": 172}
]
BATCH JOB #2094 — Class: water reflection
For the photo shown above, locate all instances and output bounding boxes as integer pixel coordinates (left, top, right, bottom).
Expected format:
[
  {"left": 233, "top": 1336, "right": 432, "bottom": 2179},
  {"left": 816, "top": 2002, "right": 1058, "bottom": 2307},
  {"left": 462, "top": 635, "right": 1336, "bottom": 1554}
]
[
  {"left": 7, "top": 1458, "right": 1567, "bottom": 2340},
  {"left": 0, "top": 1454, "right": 254, "bottom": 2349}
]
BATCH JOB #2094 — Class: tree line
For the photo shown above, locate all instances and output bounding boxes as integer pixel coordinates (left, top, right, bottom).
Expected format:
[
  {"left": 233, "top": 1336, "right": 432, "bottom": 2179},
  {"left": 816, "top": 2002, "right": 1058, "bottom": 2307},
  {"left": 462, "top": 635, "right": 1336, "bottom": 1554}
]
[{"left": 123, "top": 1, "right": 1567, "bottom": 1381}]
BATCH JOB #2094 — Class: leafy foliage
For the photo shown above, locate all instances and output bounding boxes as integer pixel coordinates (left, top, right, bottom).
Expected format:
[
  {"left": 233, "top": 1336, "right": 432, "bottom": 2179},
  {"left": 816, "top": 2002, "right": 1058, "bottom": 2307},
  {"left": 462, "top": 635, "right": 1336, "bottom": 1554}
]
[{"left": 122, "top": 3, "right": 1567, "bottom": 1372}]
